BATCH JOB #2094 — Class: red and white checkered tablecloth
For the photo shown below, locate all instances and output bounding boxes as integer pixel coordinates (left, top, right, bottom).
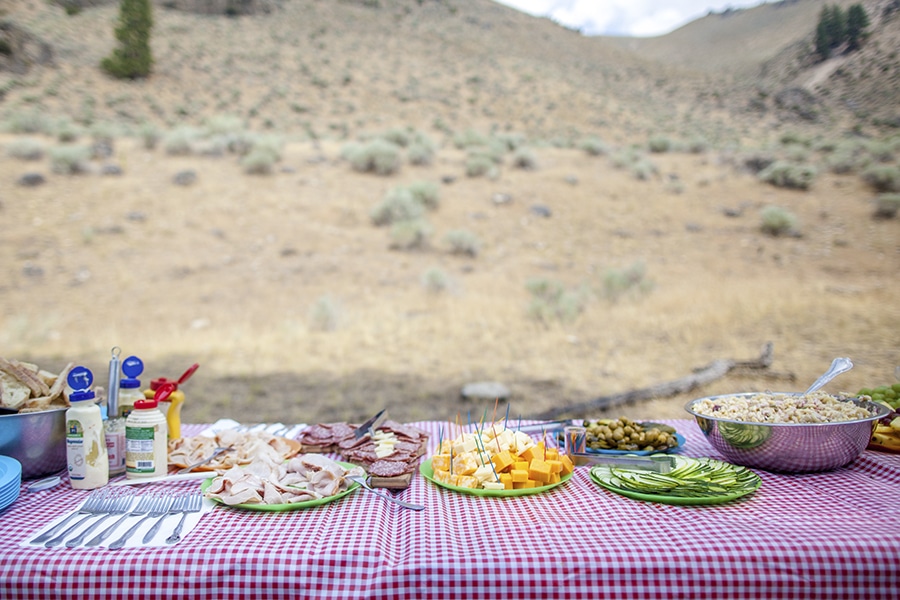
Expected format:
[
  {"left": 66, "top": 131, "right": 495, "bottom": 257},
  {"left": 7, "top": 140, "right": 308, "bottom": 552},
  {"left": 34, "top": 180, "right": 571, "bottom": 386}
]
[{"left": 1, "top": 420, "right": 899, "bottom": 600}]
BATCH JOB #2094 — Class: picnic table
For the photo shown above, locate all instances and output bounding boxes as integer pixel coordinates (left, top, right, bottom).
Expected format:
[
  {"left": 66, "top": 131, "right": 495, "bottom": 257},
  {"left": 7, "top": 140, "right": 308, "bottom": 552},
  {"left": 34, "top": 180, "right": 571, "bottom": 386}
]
[{"left": 1, "top": 420, "right": 898, "bottom": 599}]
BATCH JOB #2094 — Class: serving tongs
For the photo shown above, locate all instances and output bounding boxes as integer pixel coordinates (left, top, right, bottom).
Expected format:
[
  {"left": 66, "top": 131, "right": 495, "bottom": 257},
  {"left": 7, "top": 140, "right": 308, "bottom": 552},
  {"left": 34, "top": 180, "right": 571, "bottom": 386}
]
[{"left": 571, "top": 453, "right": 675, "bottom": 473}]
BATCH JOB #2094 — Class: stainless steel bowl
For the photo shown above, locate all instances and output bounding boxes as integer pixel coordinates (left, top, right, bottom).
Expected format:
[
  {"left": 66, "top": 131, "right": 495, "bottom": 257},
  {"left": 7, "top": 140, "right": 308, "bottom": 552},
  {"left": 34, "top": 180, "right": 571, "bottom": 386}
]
[
  {"left": 685, "top": 393, "right": 890, "bottom": 473},
  {"left": 0, "top": 407, "right": 67, "bottom": 479}
]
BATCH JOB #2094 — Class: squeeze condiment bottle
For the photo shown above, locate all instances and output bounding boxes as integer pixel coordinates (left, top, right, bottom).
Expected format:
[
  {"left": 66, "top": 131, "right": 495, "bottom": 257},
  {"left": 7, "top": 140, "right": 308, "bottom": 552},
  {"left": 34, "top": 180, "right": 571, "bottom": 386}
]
[
  {"left": 125, "top": 386, "right": 169, "bottom": 479},
  {"left": 65, "top": 366, "right": 109, "bottom": 489},
  {"left": 144, "top": 363, "right": 198, "bottom": 440},
  {"left": 117, "top": 355, "right": 144, "bottom": 420},
  {"left": 104, "top": 347, "right": 126, "bottom": 476},
  {"left": 145, "top": 378, "right": 185, "bottom": 440}
]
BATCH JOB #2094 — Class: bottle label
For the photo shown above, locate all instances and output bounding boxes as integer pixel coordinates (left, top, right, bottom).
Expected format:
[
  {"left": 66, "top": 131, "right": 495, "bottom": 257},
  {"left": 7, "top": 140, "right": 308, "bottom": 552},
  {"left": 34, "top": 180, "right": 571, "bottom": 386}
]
[
  {"left": 126, "top": 426, "right": 157, "bottom": 473},
  {"left": 66, "top": 419, "right": 86, "bottom": 480},
  {"left": 106, "top": 429, "right": 126, "bottom": 474}
]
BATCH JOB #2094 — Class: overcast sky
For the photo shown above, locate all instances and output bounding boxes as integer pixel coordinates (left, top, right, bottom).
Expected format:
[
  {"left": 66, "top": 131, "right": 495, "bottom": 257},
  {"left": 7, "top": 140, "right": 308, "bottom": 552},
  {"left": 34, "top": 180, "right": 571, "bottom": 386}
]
[{"left": 494, "top": 0, "right": 777, "bottom": 37}]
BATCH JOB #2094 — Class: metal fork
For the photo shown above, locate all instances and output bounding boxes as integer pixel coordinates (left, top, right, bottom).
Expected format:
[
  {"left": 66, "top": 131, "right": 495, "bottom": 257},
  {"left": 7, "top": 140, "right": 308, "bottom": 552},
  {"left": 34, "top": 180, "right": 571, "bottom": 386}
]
[
  {"left": 30, "top": 488, "right": 109, "bottom": 545},
  {"left": 108, "top": 494, "right": 175, "bottom": 550},
  {"left": 165, "top": 491, "right": 203, "bottom": 544},
  {"left": 141, "top": 492, "right": 184, "bottom": 544},
  {"left": 65, "top": 490, "right": 135, "bottom": 548},
  {"left": 85, "top": 493, "right": 157, "bottom": 548},
  {"left": 43, "top": 492, "right": 121, "bottom": 547}
]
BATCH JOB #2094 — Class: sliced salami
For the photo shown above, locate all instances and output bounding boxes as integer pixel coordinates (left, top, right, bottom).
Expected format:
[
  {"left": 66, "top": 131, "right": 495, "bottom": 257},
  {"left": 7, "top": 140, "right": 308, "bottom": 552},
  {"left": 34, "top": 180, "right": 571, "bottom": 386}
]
[{"left": 369, "top": 460, "right": 410, "bottom": 477}]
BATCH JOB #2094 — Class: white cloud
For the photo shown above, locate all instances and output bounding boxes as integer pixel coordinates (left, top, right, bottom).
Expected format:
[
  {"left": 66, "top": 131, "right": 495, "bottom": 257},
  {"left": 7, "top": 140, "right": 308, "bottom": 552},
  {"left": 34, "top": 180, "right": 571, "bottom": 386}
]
[{"left": 493, "top": 0, "right": 777, "bottom": 37}]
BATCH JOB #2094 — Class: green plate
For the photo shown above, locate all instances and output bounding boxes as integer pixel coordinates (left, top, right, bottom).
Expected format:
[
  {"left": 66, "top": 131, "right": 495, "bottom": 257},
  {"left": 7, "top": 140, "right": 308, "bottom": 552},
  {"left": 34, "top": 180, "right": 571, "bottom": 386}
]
[
  {"left": 588, "top": 460, "right": 761, "bottom": 506},
  {"left": 420, "top": 458, "right": 571, "bottom": 497},
  {"left": 202, "top": 461, "right": 361, "bottom": 511}
]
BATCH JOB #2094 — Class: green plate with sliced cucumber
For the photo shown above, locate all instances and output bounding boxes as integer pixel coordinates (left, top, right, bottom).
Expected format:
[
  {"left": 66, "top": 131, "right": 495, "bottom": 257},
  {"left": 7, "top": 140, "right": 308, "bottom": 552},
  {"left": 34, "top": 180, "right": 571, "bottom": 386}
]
[{"left": 589, "top": 455, "right": 761, "bottom": 505}]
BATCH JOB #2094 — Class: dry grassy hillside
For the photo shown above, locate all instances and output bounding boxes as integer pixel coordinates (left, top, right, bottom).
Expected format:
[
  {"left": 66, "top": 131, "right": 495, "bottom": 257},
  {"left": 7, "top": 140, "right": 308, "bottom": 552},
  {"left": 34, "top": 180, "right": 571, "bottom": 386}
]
[
  {"left": 606, "top": 0, "right": 900, "bottom": 130},
  {"left": 1, "top": 0, "right": 898, "bottom": 428}
]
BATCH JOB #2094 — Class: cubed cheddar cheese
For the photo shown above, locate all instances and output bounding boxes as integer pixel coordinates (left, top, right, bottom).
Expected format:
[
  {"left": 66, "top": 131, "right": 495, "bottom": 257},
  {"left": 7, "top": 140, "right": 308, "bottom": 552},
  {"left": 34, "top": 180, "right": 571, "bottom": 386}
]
[
  {"left": 452, "top": 453, "right": 479, "bottom": 476},
  {"left": 491, "top": 450, "right": 515, "bottom": 473},
  {"left": 521, "top": 442, "right": 545, "bottom": 462},
  {"left": 546, "top": 459, "right": 563, "bottom": 474},
  {"left": 433, "top": 469, "right": 453, "bottom": 485},
  {"left": 456, "top": 475, "right": 479, "bottom": 489},
  {"left": 432, "top": 454, "right": 451, "bottom": 472},
  {"left": 514, "top": 461, "right": 529, "bottom": 472},
  {"left": 527, "top": 458, "right": 551, "bottom": 483},
  {"left": 499, "top": 473, "right": 513, "bottom": 490},
  {"left": 512, "top": 479, "right": 537, "bottom": 489},
  {"left": 549, "top": 472, "right": 561, "bottom": 484},
  {"left": 545, "top": 447, "right": 559, "bottom": 461},
  {"left": 559, "top": 454, "right": 575, "bottom": 476},
  {"left": 510, "top": 469, "right": 529, "bottom": 483}
]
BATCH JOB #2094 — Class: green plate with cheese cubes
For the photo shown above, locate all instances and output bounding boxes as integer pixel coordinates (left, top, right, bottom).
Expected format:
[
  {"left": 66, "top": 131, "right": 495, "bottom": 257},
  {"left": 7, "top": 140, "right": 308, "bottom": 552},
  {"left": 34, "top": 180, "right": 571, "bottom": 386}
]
[{"left": 420, "top": 458, "right": 572, "bottom": 497}]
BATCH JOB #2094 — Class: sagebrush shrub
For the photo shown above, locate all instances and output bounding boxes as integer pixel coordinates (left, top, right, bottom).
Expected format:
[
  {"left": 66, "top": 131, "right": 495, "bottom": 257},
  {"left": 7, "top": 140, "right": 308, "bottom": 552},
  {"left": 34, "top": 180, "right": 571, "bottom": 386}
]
[
  {"left": 600, "top": 261, "right": 654, "bottom": 302},
  {"left": 444, "top": 229, "right": 481, "bottom": 257},
  {"left": 7, "top": 138, "right": 44, "bottom": 160},
  {"left": 511, "top": 147, "right": 537, "bottom": 170},
  {"left": 407, "top": 139, "right": 435, "bottom": 166},
  {"left": 578, "top": 136, "right": 609, "bottom": 156},
  {"left": 344, "top": 139, "right": 401, "bottom": 175},
  {"left": 647, "top": 136, "right": 673, "bottom": 153},
  {"left": 760, "top": 205, "right": 799, "bottom": 236},
  {"left": 205, "top": 114, "right": 244, "bottom": 136},
  {"left": 308, "top": 296, "right": 339, "bottom": 332},
  {"left": 421, "top": 267, "right": 450, "bottom": 293},
  {"left": 139, "top": 123, "right": 160, "bottom": 150},
  {"left": 389, "top": 219, "right": 431, "bottom": 250},
  {"left": 241, "top": 147, "right": 277, "bottom": 174},
  {"left": 370, "top": 188, "right": 425, "bottom": 226},
  {"left": 453, "top": 129, "right": 488, "bottom": 149},
  {"left": 3, "top": 112, "right": 48, "bottom": 134},
  {"left": 861, "top": 165, "right": 900, "bottom": 192},
  {"left": 873, "top": 193, "right": 900, "bottom": 219},
  {"left": 465, "top": 153, "right": 496, "bottom": 178},
  {"left": 758, "top": 160, "right": 817, "bottom": 190},
  {"left": 525, "top": 278, "right": 585, "bottom": 323},
  {"left": 163, "top": 127, "right": 198, "bottom": 156},
  {"left": 50, "top": 145, "right": 91, "bottom": 174},
  {"left": 407, "top": 180, "right": 440, "bottom": 210}
]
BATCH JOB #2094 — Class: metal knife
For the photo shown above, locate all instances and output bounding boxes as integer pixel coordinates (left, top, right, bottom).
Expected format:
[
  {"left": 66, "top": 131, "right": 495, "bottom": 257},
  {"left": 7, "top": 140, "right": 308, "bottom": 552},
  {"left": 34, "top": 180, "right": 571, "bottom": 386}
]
[{"left": 354, "top": 409, "right": 387, "bottom": 439}]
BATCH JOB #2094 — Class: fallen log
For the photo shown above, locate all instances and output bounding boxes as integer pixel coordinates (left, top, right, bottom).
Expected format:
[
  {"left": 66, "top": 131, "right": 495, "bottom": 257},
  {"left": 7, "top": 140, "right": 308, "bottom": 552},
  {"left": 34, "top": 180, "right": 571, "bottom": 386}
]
[{"left": 533, "top": 342, "right": 794, "bottom": 420}]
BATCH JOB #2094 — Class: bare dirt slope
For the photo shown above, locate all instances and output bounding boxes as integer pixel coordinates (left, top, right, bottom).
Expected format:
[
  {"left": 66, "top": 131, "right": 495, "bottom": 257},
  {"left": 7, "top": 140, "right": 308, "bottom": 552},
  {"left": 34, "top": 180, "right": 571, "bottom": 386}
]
[{"left": 1, "top": 0, "right": 898, "bottom": 427}]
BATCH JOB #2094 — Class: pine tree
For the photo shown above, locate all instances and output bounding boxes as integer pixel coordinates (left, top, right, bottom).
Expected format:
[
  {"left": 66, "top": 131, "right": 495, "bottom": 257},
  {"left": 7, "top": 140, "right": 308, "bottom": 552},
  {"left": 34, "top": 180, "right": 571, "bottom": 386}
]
[
  {"left": 814, "top": 4, "right": 847, "bottom": 60},
  {"left": 845, "top": 3, "right": 870, "bottom": 51},
  {"left": 101, "top": 0, "right": 154, "bottom": 79}
]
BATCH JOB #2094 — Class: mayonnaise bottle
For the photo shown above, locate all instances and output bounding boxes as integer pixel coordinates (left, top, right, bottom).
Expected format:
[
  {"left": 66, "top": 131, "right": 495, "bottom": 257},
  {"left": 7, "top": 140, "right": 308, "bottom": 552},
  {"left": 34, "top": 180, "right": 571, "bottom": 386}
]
[
  {"left": 125, "top": 393, "right": 168, "bottom": 479},
  {"left": 65, "top": 366, "right": 109, "bottom": 490}
]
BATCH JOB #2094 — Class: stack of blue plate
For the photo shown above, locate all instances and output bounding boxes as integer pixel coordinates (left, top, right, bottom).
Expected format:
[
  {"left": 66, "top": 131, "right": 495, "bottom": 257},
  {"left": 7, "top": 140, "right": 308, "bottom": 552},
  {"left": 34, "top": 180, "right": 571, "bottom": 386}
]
[{"left": 0, "top": 455, "right": 23, "bottom": 512}]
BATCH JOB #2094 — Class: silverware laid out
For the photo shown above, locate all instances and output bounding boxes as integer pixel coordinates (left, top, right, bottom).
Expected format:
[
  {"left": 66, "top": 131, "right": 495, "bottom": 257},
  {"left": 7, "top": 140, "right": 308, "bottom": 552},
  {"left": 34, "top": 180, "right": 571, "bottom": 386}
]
[{"left": 30, "top": 489, "right": 203, "bottom": 549}]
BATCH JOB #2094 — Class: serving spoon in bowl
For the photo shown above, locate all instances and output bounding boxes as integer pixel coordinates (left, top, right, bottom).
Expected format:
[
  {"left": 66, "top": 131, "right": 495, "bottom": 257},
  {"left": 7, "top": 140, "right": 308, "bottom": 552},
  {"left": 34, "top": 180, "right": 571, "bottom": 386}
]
[{"left": 804, "top": 357, "right": 853, "bottom": 395}]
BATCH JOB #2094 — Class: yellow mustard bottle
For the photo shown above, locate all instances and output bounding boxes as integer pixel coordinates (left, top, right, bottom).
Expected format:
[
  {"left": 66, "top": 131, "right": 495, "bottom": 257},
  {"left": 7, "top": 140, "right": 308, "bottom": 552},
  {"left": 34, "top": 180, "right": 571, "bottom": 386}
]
[{"left": 145, "top": 379, "right": 184, "bottom": 440}]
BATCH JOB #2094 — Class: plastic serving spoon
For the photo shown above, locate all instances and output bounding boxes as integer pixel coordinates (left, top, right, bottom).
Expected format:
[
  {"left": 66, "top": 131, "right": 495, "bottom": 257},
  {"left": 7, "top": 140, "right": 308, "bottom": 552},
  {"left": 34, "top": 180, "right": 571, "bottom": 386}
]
[{"left": 805, "top": 357, "right": 853, "bottom": 395}]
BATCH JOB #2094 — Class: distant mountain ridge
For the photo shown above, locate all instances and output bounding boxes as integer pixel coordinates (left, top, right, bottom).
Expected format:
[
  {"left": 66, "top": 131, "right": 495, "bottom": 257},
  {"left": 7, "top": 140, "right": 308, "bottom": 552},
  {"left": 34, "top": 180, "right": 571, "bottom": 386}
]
[{"left": 0, "top": 0, "right": 896, "bottom": 140}]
